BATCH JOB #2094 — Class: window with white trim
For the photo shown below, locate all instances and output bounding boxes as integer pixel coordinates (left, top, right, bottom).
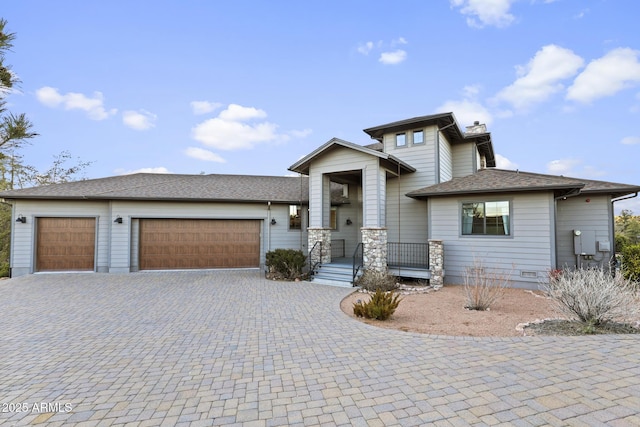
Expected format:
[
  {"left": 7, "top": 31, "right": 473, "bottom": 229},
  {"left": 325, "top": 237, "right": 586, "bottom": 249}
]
[
  {"left": 462, "top": 201, "right": 510, "bottom": 236},
  {"left": 289, "top": 205, "right": 302, "bottom": 230}
]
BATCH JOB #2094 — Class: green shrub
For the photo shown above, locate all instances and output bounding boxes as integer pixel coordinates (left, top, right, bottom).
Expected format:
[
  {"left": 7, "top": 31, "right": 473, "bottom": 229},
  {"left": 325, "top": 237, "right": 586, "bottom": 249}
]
[
  {"left": 543, "top": 268, "right": 639, "bottom": 326},
  {"left": 621, "top": 244, "right": 640, "bottom": 283},
  {"left": 265, "top": 249, "right": 306, "bottom": 280},
  {"left": 355, "top": 270, "right": 398, "bottom": 292},
  {"left": 353, "top": 289, "right": 402, "bottom": 320}
]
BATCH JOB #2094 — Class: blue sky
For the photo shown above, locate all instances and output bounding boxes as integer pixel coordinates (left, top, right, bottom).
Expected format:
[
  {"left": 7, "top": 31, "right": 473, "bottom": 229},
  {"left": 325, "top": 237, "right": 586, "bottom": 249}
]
[{"left": 3, "top": 0, "right": 640, "bottom": 212}]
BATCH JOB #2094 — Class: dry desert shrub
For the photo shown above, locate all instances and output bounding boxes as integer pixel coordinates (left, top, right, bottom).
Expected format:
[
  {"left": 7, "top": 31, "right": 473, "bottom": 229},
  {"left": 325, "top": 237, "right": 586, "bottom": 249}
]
[
  {"left": 463, "top": 260, "right": 511, "bottom": 311},
  {"left": 543, "top": 268, "right": 640, "bottom": 327}
]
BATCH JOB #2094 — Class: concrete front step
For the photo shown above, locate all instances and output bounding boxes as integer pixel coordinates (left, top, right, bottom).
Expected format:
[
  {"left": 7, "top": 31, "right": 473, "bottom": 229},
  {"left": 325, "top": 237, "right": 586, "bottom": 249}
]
[
  {"left": 311, "top": 277, "right": 354, "bottom": 288},
  {"left": 312, "top": 262, "right": 361, "bottom": 287}
]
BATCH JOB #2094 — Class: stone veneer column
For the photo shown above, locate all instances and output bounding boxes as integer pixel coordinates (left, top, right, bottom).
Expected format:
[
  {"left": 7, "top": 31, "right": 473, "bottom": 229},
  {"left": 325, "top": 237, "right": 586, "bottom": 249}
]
[
  {"left": 361, "top": 227, "right": 387, "bottom": 273},
  {"left": 307, "top": 227, "right": 332, "bottom": 266},
  {"left": 428, "top": 239, "right": 444, "bottom": 289}
]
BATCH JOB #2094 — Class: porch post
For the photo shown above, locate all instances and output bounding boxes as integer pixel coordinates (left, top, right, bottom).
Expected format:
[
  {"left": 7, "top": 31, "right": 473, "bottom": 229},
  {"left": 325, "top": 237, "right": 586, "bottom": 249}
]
[
  {"left": 308, "top": 228, "right": 332, "bottom": 265},
  {"left": 428, "top": 239, "right": 444, "bottom": 289},
  {"left": 361, "top": 227, "right": 387, "bottom": 273}
]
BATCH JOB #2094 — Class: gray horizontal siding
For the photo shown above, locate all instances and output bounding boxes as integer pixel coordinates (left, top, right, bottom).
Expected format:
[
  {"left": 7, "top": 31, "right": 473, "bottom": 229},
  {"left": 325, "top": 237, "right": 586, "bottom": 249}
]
[
  {"left": 429, "top": 192, "right": 555, "bottom": 289},
  {"left": 9, "top": 200, "right": 110, "bottom": 274},
  {"left": 555, "top": 195, "right": 612, "bottom": 269}
]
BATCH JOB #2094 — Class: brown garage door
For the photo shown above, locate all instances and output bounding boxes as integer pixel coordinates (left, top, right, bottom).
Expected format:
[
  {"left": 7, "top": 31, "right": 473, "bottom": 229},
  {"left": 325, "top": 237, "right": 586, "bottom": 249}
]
[
  {"left": 36, "top": 217, "right": 96, "bottom": 272},
  {"left": 139, "top": 219, "right": 261, "bottom": 270}
]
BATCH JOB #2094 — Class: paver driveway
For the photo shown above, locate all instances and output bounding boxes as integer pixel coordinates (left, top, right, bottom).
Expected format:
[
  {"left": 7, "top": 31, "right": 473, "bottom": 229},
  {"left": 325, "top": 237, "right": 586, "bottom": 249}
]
[{"left": 1, "top": 271, "right": 639, "bottom": 426}]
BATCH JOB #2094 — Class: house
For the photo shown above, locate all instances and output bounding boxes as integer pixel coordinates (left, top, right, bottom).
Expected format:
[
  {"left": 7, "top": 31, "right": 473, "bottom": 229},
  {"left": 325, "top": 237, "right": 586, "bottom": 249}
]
[{"left": 1, "top": 112, "right": 638, "bottom": 289}]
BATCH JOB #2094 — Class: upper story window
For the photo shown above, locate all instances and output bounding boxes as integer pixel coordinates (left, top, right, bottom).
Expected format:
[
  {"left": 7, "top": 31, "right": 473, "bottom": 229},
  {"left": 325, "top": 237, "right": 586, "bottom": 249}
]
[
  {"left": 462, "top": 201, "right": 510, "bottom": 236},
  {"left": 289, "top": 205, "right": 302, "bottom": 230},
  {"left": 413, "top": 130, "right": 424, "bottom": 144},
  {"left": 395, "top": 133, "right": 406, "bottom": 147}
]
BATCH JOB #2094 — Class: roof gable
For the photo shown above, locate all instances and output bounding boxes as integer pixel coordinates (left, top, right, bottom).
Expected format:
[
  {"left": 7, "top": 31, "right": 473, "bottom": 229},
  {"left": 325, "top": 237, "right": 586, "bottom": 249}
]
[{"left": 288, "top": 137, "right": 415, "bottom": 176}]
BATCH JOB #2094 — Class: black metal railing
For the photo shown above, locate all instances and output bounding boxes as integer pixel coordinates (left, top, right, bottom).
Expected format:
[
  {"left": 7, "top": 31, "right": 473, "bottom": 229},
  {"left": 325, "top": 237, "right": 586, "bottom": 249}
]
[
  {"left": 387, "top": 242, "right": 429, "bottom": 269},
  {"left": 352, "top": 242, "right": 363, "bottom": 284},
  {"left": 331, "top": 239, "right": 345, "bottom": 258},
  {"left": 309, "top": 241, "right": 322, "bottom": 275}
]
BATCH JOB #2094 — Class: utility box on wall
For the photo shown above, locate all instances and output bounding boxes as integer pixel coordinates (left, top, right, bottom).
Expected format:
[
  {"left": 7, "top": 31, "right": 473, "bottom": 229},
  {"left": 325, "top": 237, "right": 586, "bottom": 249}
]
[{"left": 573, "top": 229, "right": 596, "bottom": 256}]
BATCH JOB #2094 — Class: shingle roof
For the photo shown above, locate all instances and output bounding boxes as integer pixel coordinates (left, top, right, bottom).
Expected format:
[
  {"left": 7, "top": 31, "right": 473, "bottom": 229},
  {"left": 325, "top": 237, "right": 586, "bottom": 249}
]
[
  {"left": 406, "top": 168, "right": 640, "bottom": 199},
  {"left": 0, "top": 173, "right": 347, "bottom": 204}
]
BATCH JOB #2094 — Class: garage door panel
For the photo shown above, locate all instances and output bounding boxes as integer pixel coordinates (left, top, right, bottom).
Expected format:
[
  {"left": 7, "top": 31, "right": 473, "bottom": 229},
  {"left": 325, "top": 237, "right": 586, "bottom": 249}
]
[
  {"left": 36, "top": 217, "right": 96, "bottom": 272},
  {"left": 139, "top": 219, "right": 260, "bottom": 270}
]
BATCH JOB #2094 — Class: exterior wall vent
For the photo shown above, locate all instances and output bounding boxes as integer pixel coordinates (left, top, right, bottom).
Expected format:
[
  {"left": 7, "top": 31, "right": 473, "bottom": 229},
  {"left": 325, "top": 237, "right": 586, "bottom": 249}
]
[{"left": 520, "top": 271, "right": 538, "bottom": 279}]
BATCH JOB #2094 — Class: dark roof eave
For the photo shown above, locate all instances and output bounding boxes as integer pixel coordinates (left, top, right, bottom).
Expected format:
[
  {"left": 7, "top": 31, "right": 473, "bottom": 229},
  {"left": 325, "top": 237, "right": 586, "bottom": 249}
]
[
  {"left": 1, "top": 195, "right": 314, "bottom": 204},
  {"left": 406, "top": 184, "right": 586, "bottom": 199},
  {"left": 363, "top": 112, "right": 457, "bottom": 140}
]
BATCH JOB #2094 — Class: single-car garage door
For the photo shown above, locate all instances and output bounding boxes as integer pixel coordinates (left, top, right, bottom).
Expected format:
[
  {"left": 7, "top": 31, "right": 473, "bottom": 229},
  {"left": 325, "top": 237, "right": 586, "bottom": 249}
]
[
  {"left": 36, "top": 217, "right": 96, "bottom": 272},
  {"left": 139, "top": 219, "right": 261, "bottom": 270}
]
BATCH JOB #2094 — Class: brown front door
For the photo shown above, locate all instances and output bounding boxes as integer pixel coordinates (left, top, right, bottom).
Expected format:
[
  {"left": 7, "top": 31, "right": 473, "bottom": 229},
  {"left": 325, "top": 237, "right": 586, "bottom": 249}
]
[
  {"left": 36, "top": 217, "right": 96, "bottom": 271},
  {"left": 138, "top": 219, "right": 261, "bottom": 270}
]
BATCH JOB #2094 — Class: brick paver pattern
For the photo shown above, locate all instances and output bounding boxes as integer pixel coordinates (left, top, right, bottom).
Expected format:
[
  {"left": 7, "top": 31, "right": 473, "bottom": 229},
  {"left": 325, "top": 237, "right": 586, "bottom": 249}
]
[{"left": 1, "top": 271, "right": 639, "bottom": 426}]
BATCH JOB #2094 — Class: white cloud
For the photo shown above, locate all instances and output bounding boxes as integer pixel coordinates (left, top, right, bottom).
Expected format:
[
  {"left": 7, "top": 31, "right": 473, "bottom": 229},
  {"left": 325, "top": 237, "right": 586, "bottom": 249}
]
[
  {"left": 574, "top": 8, "right": 589, "bottom": 19},
  {"left": 495, "top": 154, "right": 518, "bottom": 170},
  {"left": 289, "top": 128, "right": 313, "bottom": 138},
  {"left": 379, "top": 50, "right": 407, "bottom": 65},
  {"left": 357, "top": 41, "right": 374, "bottom": 55},
  {"left": 358, "top": 38, "right": 408, "bottom": 64},
  {"left": 122, "top": 110, "right": 157, "bottom": 131},
  {"left": 494, "top": 45, "right": 584, "bottom": 111},
  {"left": 116, "top": 167, "right": 171, "bottom": 175},
  {"left": 547, "top": 158, "right": 581, "bottom": 175},
  {"left": 219, "top": 104, "right": 267, "bottom": 121},
  {"left": 621, "top": 136, "right": 640, "bottom": 145},
  {"left": 437, "top": 99, "right": 493, "bottom": 128},
  {"left": 35, "top": 86, "right": 117, "bottom": 120},
  {"left": 185, "top": 147, "right": 226, "bottom": 163},
  {"left": 191, "top": 103, "right": 282, "bottom": 150},
  {"left": 567, "top": 48, "right": 640, "bottom": 104},
  {"left": 190, "top": 100, "right": 222, "bottom": 115},
  {"left": 450, "top": 0, "right": 516, "bottom": 28}
]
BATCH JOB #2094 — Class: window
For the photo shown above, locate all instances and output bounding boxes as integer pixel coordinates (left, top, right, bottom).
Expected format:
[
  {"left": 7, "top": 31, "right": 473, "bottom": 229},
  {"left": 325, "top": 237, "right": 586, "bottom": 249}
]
[
  {"left": 330, "top": 207, "right": 337, "bottom": 230},
  {"left": 289, "top": 205, "right": 302, "bottom": 230},
  {"left": 395, "top": 133, "right": 406, "bottom": 147},
  {"left": 462, "top": 201, "right": 510, "bottom": 236},
  {"left": 413, "top": 130, "right": 424, "bottom": 144}
]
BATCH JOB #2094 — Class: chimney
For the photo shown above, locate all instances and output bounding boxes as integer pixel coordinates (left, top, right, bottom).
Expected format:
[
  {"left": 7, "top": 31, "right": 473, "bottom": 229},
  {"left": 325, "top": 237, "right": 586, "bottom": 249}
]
[{"left": 465, "top": 120, "right": 487, "bottom": 135}]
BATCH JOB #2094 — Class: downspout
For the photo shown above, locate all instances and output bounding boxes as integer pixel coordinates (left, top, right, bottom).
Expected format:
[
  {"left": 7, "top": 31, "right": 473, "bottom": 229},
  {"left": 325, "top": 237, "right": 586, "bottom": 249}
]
[
  {"left": 267, "top": 201, "right": 272, "bottom": 254},
  {"left": 610, "top": 192, "right": 638, "bottom": 258},
  {"left": 397, "top": 162, "right": 401, "bottom": 276}
]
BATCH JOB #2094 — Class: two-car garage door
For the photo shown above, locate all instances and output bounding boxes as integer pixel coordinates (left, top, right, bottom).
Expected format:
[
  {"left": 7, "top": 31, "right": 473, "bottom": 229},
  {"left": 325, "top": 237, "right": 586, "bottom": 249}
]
[
  {"left": 35, "top": 217, "right": 261, "bottom": 272},
  {"left": 138, "top": 219, "right": 261, "bottom": 270}
]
